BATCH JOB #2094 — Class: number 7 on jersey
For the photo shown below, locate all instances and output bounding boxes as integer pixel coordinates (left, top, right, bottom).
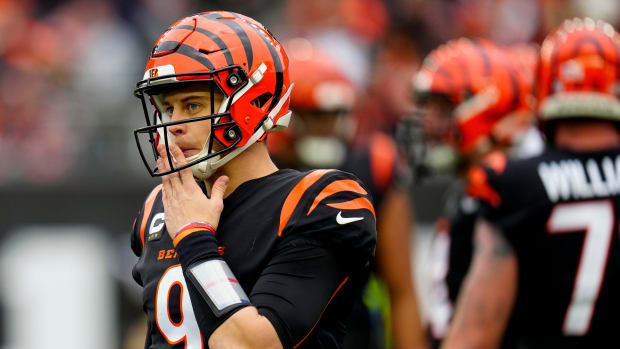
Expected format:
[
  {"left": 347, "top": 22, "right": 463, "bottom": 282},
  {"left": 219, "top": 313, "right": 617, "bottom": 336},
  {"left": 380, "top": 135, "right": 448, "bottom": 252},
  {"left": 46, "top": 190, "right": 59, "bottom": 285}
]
[{"left": 547, "top": 200, "right": 614, "bottom": 336}]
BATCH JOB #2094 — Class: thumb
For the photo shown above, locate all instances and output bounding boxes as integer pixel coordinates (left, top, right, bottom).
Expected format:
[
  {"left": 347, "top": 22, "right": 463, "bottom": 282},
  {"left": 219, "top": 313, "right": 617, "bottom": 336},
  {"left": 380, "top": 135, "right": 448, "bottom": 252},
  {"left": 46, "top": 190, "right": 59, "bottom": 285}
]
[{"left": 210, "top": 175, "right": 229, "bottom": 203}]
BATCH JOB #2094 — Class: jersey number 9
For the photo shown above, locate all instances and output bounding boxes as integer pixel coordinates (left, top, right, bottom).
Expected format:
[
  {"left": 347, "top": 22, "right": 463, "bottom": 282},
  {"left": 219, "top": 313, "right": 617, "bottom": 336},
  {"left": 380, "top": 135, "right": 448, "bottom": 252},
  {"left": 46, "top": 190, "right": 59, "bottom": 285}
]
[{"left": 156, "top": 265, "right": 204, "bottom": 348}]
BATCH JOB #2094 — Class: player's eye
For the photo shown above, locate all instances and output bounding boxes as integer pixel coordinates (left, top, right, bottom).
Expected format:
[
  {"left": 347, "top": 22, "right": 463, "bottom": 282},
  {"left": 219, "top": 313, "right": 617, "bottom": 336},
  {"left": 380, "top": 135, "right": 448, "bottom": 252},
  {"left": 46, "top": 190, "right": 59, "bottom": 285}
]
[
  {"left": 187, "top": 103, "right": 202, "bottom": 114},
  {"left": 164, "top": 106, "right": 174, "bottom": 118}
]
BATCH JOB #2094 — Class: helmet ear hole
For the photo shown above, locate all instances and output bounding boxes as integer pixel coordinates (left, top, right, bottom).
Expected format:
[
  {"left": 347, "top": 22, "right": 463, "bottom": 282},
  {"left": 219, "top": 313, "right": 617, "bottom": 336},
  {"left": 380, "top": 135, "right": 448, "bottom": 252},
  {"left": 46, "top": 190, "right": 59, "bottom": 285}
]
[{"left": 251, "top": 92, "right": 273, "bottom": 108}]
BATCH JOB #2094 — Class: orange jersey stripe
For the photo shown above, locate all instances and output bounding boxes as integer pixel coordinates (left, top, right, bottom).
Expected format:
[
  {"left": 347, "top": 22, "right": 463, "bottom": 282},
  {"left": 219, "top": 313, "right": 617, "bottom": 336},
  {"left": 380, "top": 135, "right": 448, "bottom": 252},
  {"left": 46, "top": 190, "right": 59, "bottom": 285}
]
[
  {"left": 307, "top": 179, "right": 368, "bottom": 216},
  {"left": 327, "top": 197, "right": 376, "bottom": 220},
  {"left": 278, "top": 169, "right": 334, "bottom": 237},
  {"left": 466, "top": 166, "right": 501, "bottom": 207},
  {"left": 140, "top": 184, "right": 163, "bottom": 248}
]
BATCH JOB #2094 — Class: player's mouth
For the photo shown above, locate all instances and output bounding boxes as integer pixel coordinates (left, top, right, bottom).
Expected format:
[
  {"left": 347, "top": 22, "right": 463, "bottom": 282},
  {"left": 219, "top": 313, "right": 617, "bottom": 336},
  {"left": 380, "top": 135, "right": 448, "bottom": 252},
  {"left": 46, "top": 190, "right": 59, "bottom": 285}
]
[
  {"left": 174, "top": 144, "right": 198, "bottom": 158},
  {"left": 181, "top": 148, "right": 199, "bottom": 157}
]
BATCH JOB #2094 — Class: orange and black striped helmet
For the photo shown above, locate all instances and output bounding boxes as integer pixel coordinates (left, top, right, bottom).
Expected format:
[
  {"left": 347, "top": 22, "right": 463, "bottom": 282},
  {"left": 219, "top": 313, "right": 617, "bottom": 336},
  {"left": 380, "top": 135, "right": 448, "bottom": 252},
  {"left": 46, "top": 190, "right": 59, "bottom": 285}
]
[
  {"left": 413, "top": 38, "right": 468, "bottom": 107},
  {"left": 413, "top": 38, "right": 534, "bottom": 155},
  {"left": 537, "top": 17, "right": 620, "bottom": 123},
  {"left": 133, "top": 11, "right": 292, "bottom": 179}
]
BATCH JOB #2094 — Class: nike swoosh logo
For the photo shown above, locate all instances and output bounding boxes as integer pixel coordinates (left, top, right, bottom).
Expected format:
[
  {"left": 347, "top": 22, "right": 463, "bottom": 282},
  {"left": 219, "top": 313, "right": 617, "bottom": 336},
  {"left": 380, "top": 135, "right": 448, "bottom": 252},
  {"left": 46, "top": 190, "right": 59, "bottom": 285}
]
[{"left": 336, "top": 211, "right": 364, "bottom": 225}]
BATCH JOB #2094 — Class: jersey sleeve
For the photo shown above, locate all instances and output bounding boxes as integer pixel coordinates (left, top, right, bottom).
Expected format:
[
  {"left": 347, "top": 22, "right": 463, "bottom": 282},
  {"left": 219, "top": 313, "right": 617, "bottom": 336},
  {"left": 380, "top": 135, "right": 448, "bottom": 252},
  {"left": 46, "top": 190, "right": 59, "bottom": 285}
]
[
  {"left": 130, "top": 184, "right": 163, "bottom": 286},
  {"left": 281, "top": 170, "right": 377, "bottom": 256},
  {"left": 466, "top": 164, "right": 523, "bottom": 248},
  {"left": 253, "top": 170, "right": 377, "bottom": 348},
  {"left": 129, "top": 184, "right": 162, "bottom": 257},
  {"left": 130, "top": 213, "right": 143, "bottom": 257}
]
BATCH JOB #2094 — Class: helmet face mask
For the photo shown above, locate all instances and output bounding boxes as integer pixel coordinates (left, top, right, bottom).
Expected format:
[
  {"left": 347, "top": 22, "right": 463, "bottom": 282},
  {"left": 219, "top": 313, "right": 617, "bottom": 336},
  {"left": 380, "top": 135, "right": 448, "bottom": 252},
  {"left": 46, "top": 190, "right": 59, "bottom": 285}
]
[
  {"left": 134, "top": 66, "right": 246, "bottom": 178},
  {"left": 133, "top": 12, "right": 293, "bottom": 180},
  {"left": 277, "top": 38, "right": 356, "bottom": 169},
  {"left": 412, "top": 93, "right": 462, "bottom": 176}
]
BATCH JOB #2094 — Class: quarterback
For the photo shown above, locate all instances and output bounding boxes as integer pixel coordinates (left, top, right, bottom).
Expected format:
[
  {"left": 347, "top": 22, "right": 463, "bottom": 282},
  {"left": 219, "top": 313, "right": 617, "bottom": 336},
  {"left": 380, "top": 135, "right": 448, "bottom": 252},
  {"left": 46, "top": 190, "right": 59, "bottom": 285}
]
[{"left": 129, "top": 12, "right": 376, "bottom": 349}]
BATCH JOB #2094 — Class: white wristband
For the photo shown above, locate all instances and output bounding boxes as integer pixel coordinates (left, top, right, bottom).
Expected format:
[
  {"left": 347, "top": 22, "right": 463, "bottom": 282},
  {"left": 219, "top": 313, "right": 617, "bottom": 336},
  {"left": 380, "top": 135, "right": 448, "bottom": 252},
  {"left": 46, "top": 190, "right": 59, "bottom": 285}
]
[{"left": 187, "top": 259, "right": 250, "bottom": 316}]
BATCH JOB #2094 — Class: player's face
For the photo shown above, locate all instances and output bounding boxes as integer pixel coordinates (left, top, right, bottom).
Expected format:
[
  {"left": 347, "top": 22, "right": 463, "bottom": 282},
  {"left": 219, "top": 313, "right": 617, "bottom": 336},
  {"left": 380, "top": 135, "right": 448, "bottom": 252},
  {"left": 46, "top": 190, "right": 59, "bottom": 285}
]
[
  {"left": 160, "top": 85, "right": 224, "bottom": 158},
  {"left": 422, "top": 95, "right": 456, "bottom": 146}
]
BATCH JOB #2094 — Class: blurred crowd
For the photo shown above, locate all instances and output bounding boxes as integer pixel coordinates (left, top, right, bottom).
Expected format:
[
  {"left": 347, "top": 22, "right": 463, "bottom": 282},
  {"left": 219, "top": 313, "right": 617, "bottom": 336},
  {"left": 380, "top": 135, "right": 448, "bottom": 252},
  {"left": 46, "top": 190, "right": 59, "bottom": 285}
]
[
  {"left": 2, "top": 1, "right": 620, "bottom": 349},
  {"left": 1, "top": 0, "right": 618, "bottom": 185}
]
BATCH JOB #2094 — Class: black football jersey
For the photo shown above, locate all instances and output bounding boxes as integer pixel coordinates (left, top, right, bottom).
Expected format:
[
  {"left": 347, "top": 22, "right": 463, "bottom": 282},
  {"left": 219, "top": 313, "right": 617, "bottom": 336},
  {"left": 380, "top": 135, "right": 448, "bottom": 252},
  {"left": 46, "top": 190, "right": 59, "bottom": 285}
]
[
  {"left": 130, "top": 169, "right": 377, "bottom": 349},
  {"left": 475, "top": 147, "right": 620, "bottom": 348}
]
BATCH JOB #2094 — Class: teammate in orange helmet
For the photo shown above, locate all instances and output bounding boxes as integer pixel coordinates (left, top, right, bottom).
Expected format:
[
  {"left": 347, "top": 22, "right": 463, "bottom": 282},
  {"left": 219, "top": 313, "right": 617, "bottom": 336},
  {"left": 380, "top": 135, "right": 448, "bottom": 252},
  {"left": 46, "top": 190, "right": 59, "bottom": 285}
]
[
  {"left": 413, "top": 37, "right": 543, "bottom": 348},
  {"left": 414, "top": 38, "right": 541, "bottom": 168},
  {"left": 270, "top": 38, "right": 427, "bottom": 349},
  {"left": 444, "top": 18, "right": 620, "bottom": 348},
  {"left": 130, "top": 12, "right": 376, "bottom": 349}
]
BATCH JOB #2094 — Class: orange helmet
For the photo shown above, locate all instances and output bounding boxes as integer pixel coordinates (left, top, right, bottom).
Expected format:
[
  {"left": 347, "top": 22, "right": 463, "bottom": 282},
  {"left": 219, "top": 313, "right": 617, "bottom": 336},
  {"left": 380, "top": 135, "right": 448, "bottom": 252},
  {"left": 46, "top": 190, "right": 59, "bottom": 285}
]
[
  {"left": 413, "top": 38, "right": 468, "bottom": 106},
  {"left": 414, "top": 38, "right": 534, "bottom": 155},
  {"left": 507, "top": 43, "right": 538, "bottom": 89},
  {"left": 537, "top": 17, "right": 620, "bottom": 123},
  {"left": 133, "top": 11, "right": 292, "bottom": 179},
  {"left": 287, "top": 38, "right": 356, "bottom": 112}
]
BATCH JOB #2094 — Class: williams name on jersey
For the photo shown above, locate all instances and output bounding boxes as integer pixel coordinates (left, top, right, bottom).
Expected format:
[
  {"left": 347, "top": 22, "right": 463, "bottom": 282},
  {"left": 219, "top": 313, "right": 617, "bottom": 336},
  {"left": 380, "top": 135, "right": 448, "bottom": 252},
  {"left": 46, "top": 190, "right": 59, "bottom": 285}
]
[{"left": 538, "top": 154, "right": 620, "bottom": 202}]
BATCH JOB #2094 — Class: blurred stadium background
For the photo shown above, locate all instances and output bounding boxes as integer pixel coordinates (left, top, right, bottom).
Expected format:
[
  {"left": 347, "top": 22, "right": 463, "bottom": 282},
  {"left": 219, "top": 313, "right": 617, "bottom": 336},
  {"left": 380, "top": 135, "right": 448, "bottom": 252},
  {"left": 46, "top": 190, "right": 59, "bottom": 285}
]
[{"left": 0, "top": 0, "right": 618, "bottom": 348}]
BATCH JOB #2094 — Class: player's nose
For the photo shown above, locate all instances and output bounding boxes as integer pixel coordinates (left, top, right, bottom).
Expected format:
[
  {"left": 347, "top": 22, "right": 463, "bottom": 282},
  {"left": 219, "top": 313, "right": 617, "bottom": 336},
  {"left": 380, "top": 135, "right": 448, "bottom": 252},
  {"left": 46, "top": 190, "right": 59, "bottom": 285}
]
[
  {"left": 168, "top": 111, "right": 188, "bottom": 135},
  {"left": 168, "top": 123, "right": 187, "bottom": 135}
]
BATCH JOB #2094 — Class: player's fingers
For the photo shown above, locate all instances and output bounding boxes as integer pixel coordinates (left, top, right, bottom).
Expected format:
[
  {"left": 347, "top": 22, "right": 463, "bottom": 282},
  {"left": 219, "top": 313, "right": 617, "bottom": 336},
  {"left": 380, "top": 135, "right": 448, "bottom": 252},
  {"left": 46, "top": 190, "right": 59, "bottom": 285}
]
[
  {"left": 210, "top": 175, "right": 229, "bottom": 209},
  {"left": 157, "top": 144, "right": 182, "bottom": 189},
  {"left": 168, "top": 143, "right": 195, "bottom": 187},
  {"left": 156, "top": 154, "right": 171, "bottom": 190},
  {"left": 159, "top": 169, "right": 169, "bottom": 205}
]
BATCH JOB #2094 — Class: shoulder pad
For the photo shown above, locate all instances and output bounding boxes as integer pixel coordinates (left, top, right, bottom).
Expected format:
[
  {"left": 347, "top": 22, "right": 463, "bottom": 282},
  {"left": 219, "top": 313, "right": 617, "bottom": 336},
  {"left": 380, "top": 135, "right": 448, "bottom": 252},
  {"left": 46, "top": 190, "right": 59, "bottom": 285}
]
[
  {"left": 277, "top": 169, "right": 375, "bottom": 238},
  {"left": 137, "top": 184, "right": 163, "bottom": 249},
  {"left": 465, "top": 165, "right": 501, "bottom": 207}
]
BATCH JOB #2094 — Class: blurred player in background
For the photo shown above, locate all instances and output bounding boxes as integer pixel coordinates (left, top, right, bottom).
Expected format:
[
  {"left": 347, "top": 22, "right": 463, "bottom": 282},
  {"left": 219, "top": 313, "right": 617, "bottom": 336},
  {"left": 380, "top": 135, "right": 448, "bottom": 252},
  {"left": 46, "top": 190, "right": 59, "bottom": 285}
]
[
  {"left": 444, "top": 17, "right": 620, "bottom": 348},
  {"left": 130, "top": 12, "right": 376, "bottom": 349},
  {"left": 412, "top": 37, "right": 543, "bottom": 348},
  {"left": 269, "top": 38, "right": 426, "bottom": 349}
]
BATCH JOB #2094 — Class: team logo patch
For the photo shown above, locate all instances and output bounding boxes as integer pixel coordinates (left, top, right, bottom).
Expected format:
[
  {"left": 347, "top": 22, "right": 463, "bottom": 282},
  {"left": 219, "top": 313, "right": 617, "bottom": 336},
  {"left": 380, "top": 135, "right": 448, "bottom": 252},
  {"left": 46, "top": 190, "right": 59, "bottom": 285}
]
[
  {"left": 148, "top": 212, "right": 166, "bottom": 242},
  {"left": 141, "top": 64, "right": 176, "bottom": 81},
  {"left": 149, "top": 68, "right": 159, "bottom": 78}
]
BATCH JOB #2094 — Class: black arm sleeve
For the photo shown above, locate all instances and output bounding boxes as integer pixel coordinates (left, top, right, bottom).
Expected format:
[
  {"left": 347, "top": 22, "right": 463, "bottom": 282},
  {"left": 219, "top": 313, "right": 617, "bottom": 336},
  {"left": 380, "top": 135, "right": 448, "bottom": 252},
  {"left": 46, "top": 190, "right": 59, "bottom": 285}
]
[{"left": 251, "top": 237, "right": 365, "bottom": 349}]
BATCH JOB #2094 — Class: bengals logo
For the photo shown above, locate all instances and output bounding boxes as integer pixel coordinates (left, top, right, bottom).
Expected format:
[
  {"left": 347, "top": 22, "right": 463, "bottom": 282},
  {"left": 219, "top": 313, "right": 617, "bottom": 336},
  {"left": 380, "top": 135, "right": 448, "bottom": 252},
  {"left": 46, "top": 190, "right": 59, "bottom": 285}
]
[{"left": 149, "top": 68, "right": 159, "bottom": 78}]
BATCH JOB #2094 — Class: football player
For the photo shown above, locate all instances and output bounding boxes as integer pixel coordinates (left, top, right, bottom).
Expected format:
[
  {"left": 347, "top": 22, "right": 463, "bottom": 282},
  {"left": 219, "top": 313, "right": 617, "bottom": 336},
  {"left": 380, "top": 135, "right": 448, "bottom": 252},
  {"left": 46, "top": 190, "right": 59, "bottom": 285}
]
[
  {"left": 413, "top": 37, "right": 542, "bottom": 348},
  {"left": 129, "top": 12, "right": 376, "bottom": 349},
  {"left": 269, "top": 38, "right": 426, "bottom": 349},
  {"left": 443, "top": 18, "right": 620, "bottom": 348}
]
